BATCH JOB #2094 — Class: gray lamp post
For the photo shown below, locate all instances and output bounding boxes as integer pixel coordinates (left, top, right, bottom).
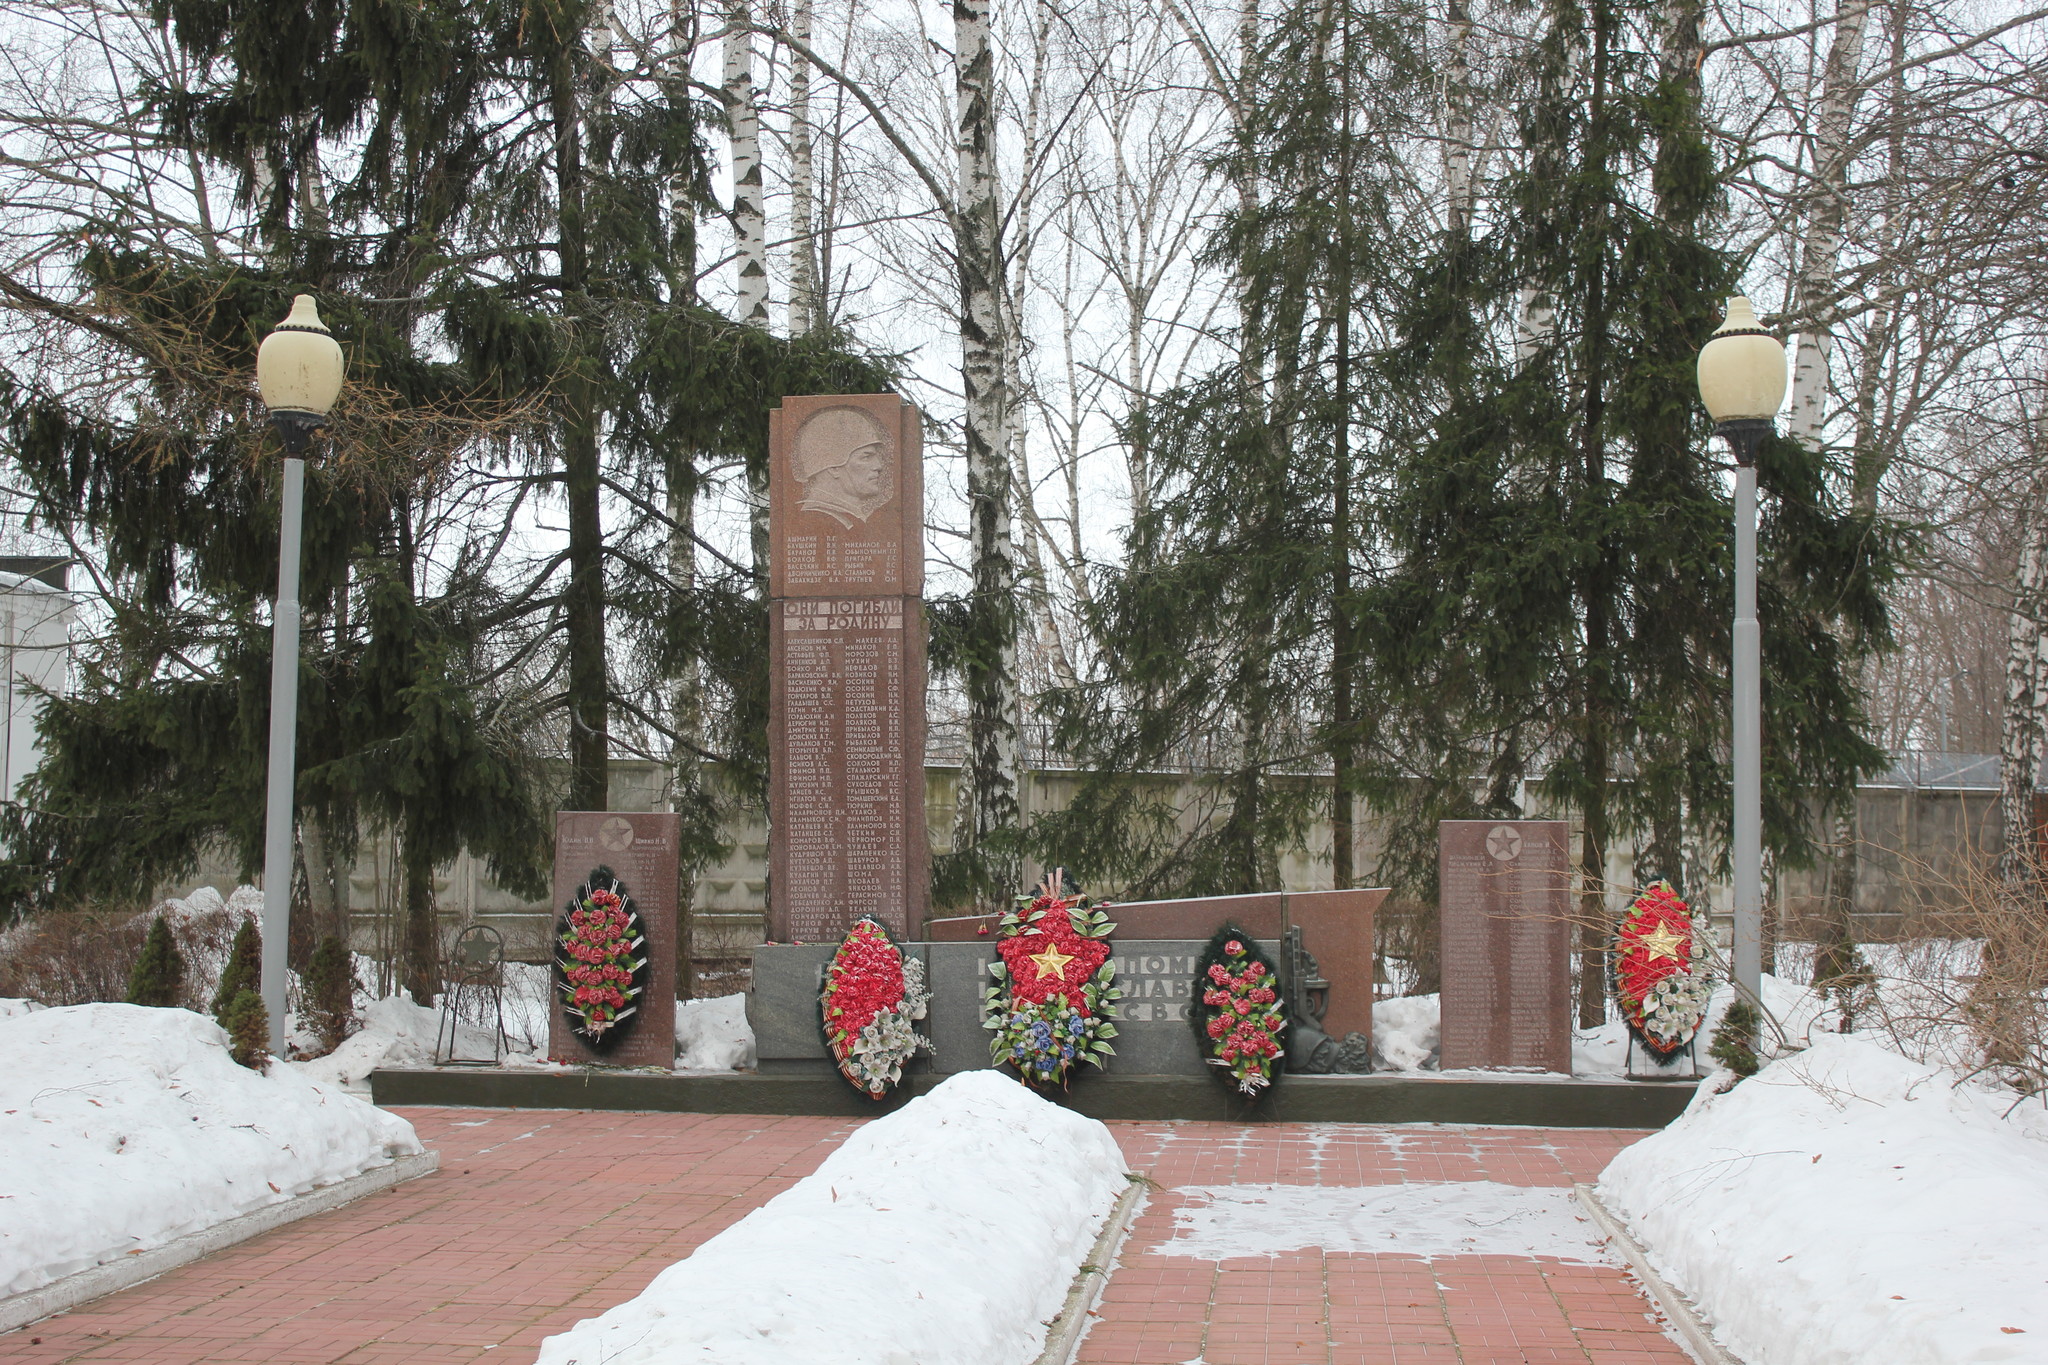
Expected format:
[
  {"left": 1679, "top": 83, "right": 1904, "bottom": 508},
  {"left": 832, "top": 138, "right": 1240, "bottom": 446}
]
[
  {"left": 254, "top": 295, "right": 345, "bottom": 1054},
  {"left": 1696, "top": 295, "right": 1787, "bottom": 1007}
]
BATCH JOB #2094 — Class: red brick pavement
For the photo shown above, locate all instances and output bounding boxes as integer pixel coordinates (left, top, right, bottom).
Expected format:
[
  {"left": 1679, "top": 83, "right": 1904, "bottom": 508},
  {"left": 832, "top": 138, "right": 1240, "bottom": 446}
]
[
  {"left": 1076, "top": 1124, "right": 1692, "bottom": 1365},
  {"left": 2, "top": 1108, "right": 857, "bottom": 1365},
  {"left": 2, "top": 1109, "right": 1689, "bottom": 1365}
]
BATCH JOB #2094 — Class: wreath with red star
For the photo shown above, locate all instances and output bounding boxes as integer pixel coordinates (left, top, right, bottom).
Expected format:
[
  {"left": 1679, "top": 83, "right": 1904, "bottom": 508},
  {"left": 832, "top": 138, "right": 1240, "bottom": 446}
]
[
  {"left": 1612, "top": 880, "right": 1714, "bottom": 1057},
  {"left": 981, "top": 878, "right": 1121, "bottom": 1088}
]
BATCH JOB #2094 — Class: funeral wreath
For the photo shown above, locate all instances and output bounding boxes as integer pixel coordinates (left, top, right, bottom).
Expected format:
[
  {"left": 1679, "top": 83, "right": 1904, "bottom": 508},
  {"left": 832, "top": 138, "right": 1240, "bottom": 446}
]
[
  {"left": 1612, "top": 879, "right": 1714, "bottom": 1057},
  {"left": 983, "top": 878, "right": 1120, "bottom": 1088},
  {"left": 554, "top": 868, "right": 651, "bottom": 1050},
  {"left": 820, "top": 917, "right": 933, "bottom": 1097}
]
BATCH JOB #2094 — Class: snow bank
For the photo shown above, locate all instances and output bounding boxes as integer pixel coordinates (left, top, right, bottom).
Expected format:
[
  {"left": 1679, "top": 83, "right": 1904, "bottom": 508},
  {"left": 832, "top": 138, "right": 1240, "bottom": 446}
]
[
  {"left": 1367, "top": 973, "right": 1831, "bottom": 1079},
  {"left": 293, "top": 992, "right": 472, "bottom": 1089},
  {"left": 1599, "top": 1034, "right": 2048, "bottom": 1364},
  {"left": 1366, "top": 992, "right": 1634, "bottom": 1077},
  {"left": 0, "top": 998, "right": 43, "bottom": 1021},
  {"left": 0, "top": 1003, "right": 422, "bottom": 1297},
  {"left": 534, "top": 1069, "right": 1128, "bottom": 1365},
  {"left": 1161, "top": 1183, "right": 1615, "bottom": 1263},
  {"left": 675, "top": 993, "right": 754, "bottom": 1071},
  {"left": 1371, "top": 994, "right": 1441, "bottom": 1071}
]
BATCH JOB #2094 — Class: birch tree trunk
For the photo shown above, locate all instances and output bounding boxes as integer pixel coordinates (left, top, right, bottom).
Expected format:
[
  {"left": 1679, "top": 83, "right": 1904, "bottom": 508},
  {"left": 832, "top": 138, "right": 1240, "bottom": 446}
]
[
  {"left": 725, "top": 0, "right": 772, "bottom": 583},
  {"left": 1818, "top": 0, "right": 1907, "bottom": 986},
  {"left": 2001, "top": 493, "right": 2048, "bottom": 899},
  {"left": 953, "top": 0, "right": 1021, "bottom": 890},
  {"left": 1443, "top": 0, "right": 1475, "bottom": 235},
  {"left": 1785, "top": 0, "right": 1873, "bottom": 447},
  {"left": 668, "top": 1, "right": 704, "bottom": 993},
  {"left": 724, "top": 3, "right": 770, "bottom": 329},
  {"left": 1797, "top": 0, "right": 1875, "bottom": 986},
  {"left": 788, "top": 0, "right": 821, "bottom": 335}
]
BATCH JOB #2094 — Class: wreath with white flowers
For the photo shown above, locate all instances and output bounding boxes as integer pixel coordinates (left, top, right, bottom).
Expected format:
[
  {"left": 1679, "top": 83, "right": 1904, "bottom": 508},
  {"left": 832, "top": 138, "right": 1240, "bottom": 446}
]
[
  {"left": 982, "top": 880, "right": 1120, "bottom": 1089},
  {"left": 553, "top": 868, "right": 650, "bottom": 1050},
  {"left": 1612, "top": 880, "right": 1714, "bottom": 1057},
  {"left": 819, "top": 917, "right": 933, "bottom": 1098}
]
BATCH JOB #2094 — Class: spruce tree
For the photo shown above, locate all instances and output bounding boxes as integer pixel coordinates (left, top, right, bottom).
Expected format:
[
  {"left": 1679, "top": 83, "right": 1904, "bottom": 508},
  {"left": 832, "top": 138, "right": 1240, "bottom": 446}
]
[
  {"left": 212, "top": 919, "right": 261, "bottom": 1022},
  {"left": 300, "top": 933, "right": 357, "bottom": 1054},
  {"left": 1708, "top": 998, "right": 1761, "bottom": 1078},
  {"left": 0, "top": 0, "right": 891, "bottom": 1004},
  {"left": 1036, "top": 0, "right": 1426, "bottom": 898},
  {"left": 218, "top": 988, "right": 270, "bottom": 1069},
  {"left": 127, "top": 915, "right": 187, "bottom": 1008},
  {"left": 1353, "top": 0, "right": 1895, "bottom": 1021}
]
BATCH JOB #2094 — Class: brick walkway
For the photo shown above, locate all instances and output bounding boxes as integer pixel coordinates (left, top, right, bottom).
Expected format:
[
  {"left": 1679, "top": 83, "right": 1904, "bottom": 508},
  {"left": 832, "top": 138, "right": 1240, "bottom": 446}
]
[
  {"left": 5, "top": 1108, "right": 857, "bottom": 1365},
  {"left": 1077, "top": 1125, "right": 1691, "bottom": 1365},
  {"left": 3, "top": 1109, "right": 1689, "bottom": 1364}
]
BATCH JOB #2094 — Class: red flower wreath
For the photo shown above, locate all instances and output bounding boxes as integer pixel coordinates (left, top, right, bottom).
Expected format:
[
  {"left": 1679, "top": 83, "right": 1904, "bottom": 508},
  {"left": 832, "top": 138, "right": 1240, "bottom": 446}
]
[
  {"left": 1190, "top": 926, "right": 1287, "bottom": 1095},
  {"left": 820, "top": 918, "right": 931, "bottom": 1097},
  {"left": 983, "top": 879, "right": 1121, "bottom": 1088},
  {"left": 553, "top": 869, "right": 649, "bottom": 1050},
  {"left": 1612, "top": 880, "right": 1713, "bottom": 1057}
]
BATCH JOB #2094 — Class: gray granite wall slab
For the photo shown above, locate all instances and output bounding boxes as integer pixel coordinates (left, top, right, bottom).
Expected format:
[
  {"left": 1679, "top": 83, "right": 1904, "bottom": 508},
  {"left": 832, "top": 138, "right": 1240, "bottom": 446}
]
[{"left": 749, "top": 939, "right": 1280, "bottom": 1077}]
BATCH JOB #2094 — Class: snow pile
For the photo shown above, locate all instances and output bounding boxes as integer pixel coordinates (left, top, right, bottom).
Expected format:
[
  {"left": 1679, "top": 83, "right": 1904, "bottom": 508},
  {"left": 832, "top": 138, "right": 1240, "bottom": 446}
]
[
  {"left": 0, "top": 998, "right": 44, "bottom": 1020},
  {"left": 291, "top": 990, "right": 523, "bottom": 1090},
  {"left": 1161, "top": 1183, "right": 1615, "bottom": 1263},
  {"left": 143, "top": 885, "right": 265, "bottom": 1003},
  {"left": 1367, "top": 992, "right": 1632, "bottom": 1076},
  {"left": 0, "top": 1003, "right": 422, "bottom": 1297},
  {"left": 1367, "top": 973, "right": 1833, "bottom": 1078},
  {"left": 1600, "top": 1033, "right": 2048, "bottom": 1364},
  {"left": 675, "top": 993, "right": 754, "bottom": 1071},
  {"left": 534, "top": 1070, "right": 1128, "bottom": 1365},
  {"left": 501, "top": 960, "right": 554, "bottom": 1051},
  {"left": 149, "top": 884, "right": 263, "bottom": 927},
  {"left": 1371, "top": 994, "right": 1440, "bottom": 1070}
]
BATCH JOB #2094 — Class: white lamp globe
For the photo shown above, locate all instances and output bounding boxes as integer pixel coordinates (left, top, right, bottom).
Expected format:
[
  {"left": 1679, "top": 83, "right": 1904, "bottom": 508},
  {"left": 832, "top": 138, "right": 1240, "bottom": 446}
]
[
  {"left": 1696, "top": 296, "right": 1786, "bottom": 424},
  {"left": 256, "top": 295, "right": 344, "bottom": 421}
]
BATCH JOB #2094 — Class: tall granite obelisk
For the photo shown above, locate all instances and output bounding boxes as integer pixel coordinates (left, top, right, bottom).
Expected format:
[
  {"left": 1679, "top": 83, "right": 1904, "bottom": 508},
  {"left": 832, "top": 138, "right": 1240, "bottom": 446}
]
[{"left": 767, "top": 395, "right": 928, "bottom": 941}]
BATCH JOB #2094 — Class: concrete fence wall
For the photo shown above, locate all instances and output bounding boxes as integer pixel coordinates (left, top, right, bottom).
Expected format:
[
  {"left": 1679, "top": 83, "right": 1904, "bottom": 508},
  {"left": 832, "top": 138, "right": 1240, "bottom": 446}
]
[{"left": 166, "top": 755, "right": 2007, "bottom": 963}]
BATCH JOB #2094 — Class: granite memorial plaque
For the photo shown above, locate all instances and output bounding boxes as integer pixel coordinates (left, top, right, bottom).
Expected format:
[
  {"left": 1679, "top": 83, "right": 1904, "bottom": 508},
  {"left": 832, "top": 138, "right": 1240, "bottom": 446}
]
[
  {"left": 1286, "top": 888, "right": 1384, "bottom": 1042},
  {"left": 1438, "top": 820, "right": 1572, "bottom": 1072},
  {"left": 769, "top": 395, "right": 924, "bottom": 600},
  {"left": 768, "top": 394, "right": 929, "bottom": 943},
  {"left": 748, "top": 938, "right": 1280, "bottom": 1075},
  {"left": 549, "top": 811, "right": 680, "bottom": 1068}
]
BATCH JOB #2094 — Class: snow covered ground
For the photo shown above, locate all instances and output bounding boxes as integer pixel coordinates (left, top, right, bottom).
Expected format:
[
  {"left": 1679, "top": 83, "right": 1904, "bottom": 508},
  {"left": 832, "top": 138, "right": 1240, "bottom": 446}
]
[
  {"left": 1368, "top": 971, "right": 1835, "bottom": 1079},
  {"left": 533, "top": 1070, "right": 1128, "bottom": 1365},
  {"left": 0, "top": 1002, "right": 423, "bottom": 1298},
  {"left": 290, "top": 990, "right": 534, "bottom": 1091},
  {"left": 1160, "top": 1182, "right": 1616, "bottom": 1263},
  {"left": 1369, "top": 991, "right": 1639, "bottom": 1077},
  {"left": 1600, "top": 1034, "right": 2048, "bottom": 1365},
  {"left": 287, "top": 957, "right": 754, "bottom": 1090}
]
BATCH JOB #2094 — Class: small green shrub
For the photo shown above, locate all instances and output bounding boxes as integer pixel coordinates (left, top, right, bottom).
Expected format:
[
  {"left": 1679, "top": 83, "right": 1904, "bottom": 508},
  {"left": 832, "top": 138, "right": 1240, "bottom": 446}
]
[
  {"left": 300, "top": 934, "right": 357, "bottom": 1055},
  {"left": 212, "top": 919, "right": 262, "bottom": 1021},
  {"left": 1709, "top": 997, "right": 1761, "bottom": 1080},
  {"left": 217, "top": 987, "right": 270, "bottom": 1069},
  {"left": 126, "top": 916, "right": 186, "bottom": 1007}
]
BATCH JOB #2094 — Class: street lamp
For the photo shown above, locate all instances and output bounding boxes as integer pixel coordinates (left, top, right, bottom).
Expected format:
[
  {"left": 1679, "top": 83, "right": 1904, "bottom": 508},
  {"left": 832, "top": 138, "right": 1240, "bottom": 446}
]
[
  {"left": 1696, "top": 294, "right": 1786, "bottom": 1008},
  {"left": 255, "top": 295, "right": 344, "bottom": 1054}
]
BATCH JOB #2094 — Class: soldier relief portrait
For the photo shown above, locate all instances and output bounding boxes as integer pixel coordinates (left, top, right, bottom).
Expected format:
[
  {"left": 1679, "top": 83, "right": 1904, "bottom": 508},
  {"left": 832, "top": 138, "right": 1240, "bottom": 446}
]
[{"left": 792, "top": 403, "right": 894, "bottom": 528}]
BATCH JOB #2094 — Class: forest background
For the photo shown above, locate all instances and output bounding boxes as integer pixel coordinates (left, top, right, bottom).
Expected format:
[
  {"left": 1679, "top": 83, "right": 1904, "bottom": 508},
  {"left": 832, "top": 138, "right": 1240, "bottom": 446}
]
[{"left": 0, "top": 0, "right": 2041, "bottom": 1017}]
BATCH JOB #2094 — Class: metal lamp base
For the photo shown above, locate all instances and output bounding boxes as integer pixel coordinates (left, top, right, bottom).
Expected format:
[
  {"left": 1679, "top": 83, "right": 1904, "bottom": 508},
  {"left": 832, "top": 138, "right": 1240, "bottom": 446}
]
[{"left": 1714, "top": 418, "right": 1772, "bottom": 467}]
